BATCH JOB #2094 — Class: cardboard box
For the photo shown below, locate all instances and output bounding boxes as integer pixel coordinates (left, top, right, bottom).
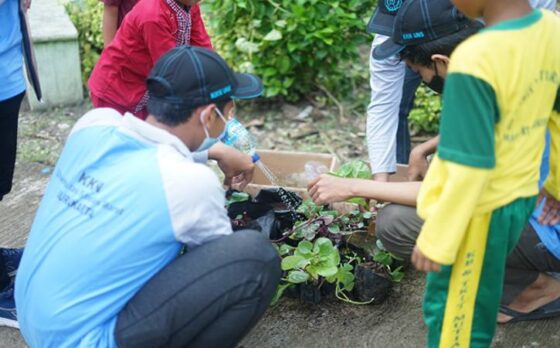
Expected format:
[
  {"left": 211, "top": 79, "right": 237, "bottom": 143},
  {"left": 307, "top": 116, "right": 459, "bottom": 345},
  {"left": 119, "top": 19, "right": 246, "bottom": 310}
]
[
  {"left": 246, "top": 149, "right": 338, "bottom": 199},
  {"left": 245, "top": 149, "right": 409, "bottom": 199}
]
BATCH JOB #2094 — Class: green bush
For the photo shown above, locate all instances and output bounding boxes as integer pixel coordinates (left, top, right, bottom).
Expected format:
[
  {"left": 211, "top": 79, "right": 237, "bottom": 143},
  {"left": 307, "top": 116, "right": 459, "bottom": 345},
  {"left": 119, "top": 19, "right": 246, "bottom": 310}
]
[
  {"left": 66, "top": 0, "right": 104, "bottom": 87},
  {"left": 408, "top": 85, "right": 441, "bottom": 134},
  {"left": 204, "top": 0, "right": 376, "bottom": 100}
]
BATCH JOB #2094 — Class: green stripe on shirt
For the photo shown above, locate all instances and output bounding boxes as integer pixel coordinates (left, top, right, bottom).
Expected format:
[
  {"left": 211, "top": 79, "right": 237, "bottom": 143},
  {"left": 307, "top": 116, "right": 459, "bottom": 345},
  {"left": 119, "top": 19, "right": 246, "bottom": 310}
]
[{"left": 438, "top": 73, "right": 499, "bottom": 169}]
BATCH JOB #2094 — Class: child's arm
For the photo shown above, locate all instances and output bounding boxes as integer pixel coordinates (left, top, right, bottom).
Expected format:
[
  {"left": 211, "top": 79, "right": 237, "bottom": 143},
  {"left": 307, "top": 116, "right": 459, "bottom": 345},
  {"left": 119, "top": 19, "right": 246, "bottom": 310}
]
[
  {"left": 307, "top": 175, "right": 421, "bottom": 206},
  {"left": 540, "top": 89, "right": 560, "bottom": 225},
  {"left": 415, "top": 71, "right": 498, "bottom": 266},
  {"left": 102, "top": 2, "right": 119, "bottom": 47},
  {"left": 409, "top": 135, "right": 439, "bottom": 181},
  {"left": 189, "top": 4, "right": 212, "bottom": 49},
  {"left": 416, "top": 157, "right": 491, "bottom": 265}
]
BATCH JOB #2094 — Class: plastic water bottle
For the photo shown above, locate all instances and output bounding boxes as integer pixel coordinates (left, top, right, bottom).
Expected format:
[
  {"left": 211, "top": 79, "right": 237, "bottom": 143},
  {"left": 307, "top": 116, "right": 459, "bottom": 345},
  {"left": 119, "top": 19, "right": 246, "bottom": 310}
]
[{"left": 221, "top": 119, "right": 261, "bottom": 163}]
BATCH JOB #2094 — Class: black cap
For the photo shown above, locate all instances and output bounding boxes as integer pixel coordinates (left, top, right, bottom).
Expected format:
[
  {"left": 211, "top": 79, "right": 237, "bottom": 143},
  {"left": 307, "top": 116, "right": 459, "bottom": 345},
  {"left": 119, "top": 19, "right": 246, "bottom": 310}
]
[
  {"left": 372, "top": 0, "right": 469, "bottom": 60},
  {"left": 147, "top": 46, "right": 263, "bottom": 109},
  {"left": 366, "top": 0, "right": 406, "bottom": 35}
]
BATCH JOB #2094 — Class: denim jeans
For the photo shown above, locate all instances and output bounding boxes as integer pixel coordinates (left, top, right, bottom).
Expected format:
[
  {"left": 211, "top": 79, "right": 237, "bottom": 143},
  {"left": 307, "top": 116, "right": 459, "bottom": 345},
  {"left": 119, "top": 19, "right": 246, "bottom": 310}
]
[{"left": 396, "top": 67, "right": 422, "bottom": 164}]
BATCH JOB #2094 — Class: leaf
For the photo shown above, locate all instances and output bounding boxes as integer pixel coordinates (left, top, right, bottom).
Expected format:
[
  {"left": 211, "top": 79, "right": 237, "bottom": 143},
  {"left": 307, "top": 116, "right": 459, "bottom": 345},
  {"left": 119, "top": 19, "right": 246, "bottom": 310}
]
[
  {"left": 315, "top": 265, "right": 339, "bottom": 277},
  {"left": 296, "top": 240, "right": 313, "bottom": 255},
  {"left": 389, "top": 267, "right": 405, "bottom": 283},
  {"left": 303, "top": 223, "right": 321, "bottom": 240},
  {"left": 297, "top": 199, "right": 322, "bottom": 219},
  {"left": 362, "top": 212, "right": 373, "bottom": 220},
  {"left": 287, "top": 270, "right": 310, "bottom": 284},
  {"left": 270, "top": 283, "right": 292, "bottom": 305},
  {"left": 235, "top": 38, "right": 260, "bottom": 53},
  {"left": 279, "top": 244, "right": 294, "bottom": 256},
  {"left": 320, "top": 210, "right": 339, "bottom": 218},
  {"left": 327, "top": 224, "right": 341, "bottom": 234},
  {"left": 263, "top": 29, "right": 283, "bottom": 41},
  {"left": 313, "top": 237, "right": 334, "bottom": 254},
  {"left": 281, "top": 255, "right": 306, "bottom": 270},
  {"left": 230, "top": 192, "right": 250, "bottom": 203},
  {"left": 373, "top": 250, "right": 393, "bottom": 267},
  {"left": 347, "top": 197, "right": 369, "bottom": 209},
  {"left": 336, "top": 265, "right": 355, "bottom": 291},
  {"left": 331, "top": 160, "right": 370, "bottom": 179}
]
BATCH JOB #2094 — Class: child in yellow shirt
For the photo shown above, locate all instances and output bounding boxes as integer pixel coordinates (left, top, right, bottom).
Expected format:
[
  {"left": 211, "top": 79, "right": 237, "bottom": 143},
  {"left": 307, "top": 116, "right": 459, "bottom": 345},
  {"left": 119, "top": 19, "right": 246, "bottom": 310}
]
[{"left": 375, "top": 0, "right": 560, "bottom": 346}]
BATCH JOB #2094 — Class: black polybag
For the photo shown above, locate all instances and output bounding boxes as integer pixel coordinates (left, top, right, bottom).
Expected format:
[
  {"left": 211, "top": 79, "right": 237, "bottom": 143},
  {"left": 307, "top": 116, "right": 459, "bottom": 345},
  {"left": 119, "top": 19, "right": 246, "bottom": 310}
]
[{"left": 226, "top": 188, "right": 303, "bottom": 240}]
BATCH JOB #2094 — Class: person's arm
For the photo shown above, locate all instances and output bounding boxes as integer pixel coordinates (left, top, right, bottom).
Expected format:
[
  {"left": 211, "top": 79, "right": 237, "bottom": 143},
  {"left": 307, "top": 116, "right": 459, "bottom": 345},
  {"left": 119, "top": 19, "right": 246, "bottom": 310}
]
[
  {"left": 189, "top": 4, "right": 212, "bottom": 49},
  {"left": 102, "top": 3, "right": 119, "bottom": 47},
  {"left": 414, "top": 158, "right": 491, "bottom": 268},
  {"left": 367, "top": 35, "right": 406, "bottom": 181},
  {"left": 540, "top": 90, "right": 560, "bottom": 225},
  {"left": 142, "top": 20, "right": 180, "bottom": 65},
  {"left": 408, "top": 136, "right": 439, "bottom": 181},
  {"left": 307, "top": 174, "right": 421, "bottom": 207},
  {"left": 208, "top": 143, "right": 254, "bottom": 190},
  {"left": 414, "top": 71, "right": 498, "bottom": 267}
]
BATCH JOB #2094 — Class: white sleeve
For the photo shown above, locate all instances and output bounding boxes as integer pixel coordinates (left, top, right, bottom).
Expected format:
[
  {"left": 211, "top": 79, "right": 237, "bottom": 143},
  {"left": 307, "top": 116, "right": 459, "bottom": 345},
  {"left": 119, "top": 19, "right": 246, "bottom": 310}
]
[
  {"left": 529, "top": 0, "right": 556, "bottom": 10},
  {"left": 158, "top": 147, "right": 232, "bottom": 248},
  {"left": 366, "top": 35, "right": 406, "bottom": 175}
]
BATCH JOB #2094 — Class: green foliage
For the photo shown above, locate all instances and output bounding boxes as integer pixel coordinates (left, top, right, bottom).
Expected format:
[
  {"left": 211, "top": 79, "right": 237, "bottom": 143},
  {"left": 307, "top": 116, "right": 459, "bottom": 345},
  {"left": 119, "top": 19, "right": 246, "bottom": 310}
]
[
  {"left": 66, "top": 0, "right": 104, "bottom": 87},
  {"left": 373, "top": 249, "right": 405, "bottom": 283},
  {"left": 225, "top": 191, "right": 250, "bottom": 207},
  {"left": 204, "top": 0, "right": 377, "bottom": 100},
  {"left": 408, "top": 85, "right": 442, "bottom": 134},
  {"left": 273, "top": 238, "right": 355, "bottom": 304},
  {"left": 272, "top": 197, "right": 377, "bottom": 304},
  {"left": 331, "top": 160, "right": 370, "bottom": 180}
]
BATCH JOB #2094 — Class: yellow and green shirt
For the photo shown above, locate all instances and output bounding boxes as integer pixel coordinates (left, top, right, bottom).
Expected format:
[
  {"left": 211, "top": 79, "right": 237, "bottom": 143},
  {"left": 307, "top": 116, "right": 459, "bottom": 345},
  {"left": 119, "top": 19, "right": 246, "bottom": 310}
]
[{"left": 417, "top": 9, "right": 560, "bottom": 265}]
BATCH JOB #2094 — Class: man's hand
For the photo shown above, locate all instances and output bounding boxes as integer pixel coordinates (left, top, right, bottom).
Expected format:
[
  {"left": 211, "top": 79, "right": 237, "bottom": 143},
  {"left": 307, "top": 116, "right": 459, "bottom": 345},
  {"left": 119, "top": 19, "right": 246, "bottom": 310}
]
[
  {"left": 538, "top": 188, "right": 560, "bottom": 225},
  {"left": 408, "top": 147, "right": 429, "bottom": 181},
  {"left": 308, "top": 174, "right": 354, "bottom": 205},
  {"left": 208, "top": 143, "right": 254, "bottom": 190},
  {"left": 411, "top": 245, "right": 441, "bottom": 272}
]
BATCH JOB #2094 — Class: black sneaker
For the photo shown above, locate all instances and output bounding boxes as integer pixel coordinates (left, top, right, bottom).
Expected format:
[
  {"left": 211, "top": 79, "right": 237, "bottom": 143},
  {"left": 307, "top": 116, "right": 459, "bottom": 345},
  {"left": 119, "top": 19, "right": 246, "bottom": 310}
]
[
  {"left": 0, "top": 285, "right": 18, "bottom": 329},
  {"left": 2, "top": 248, "right": 23, "bottom": 278}
]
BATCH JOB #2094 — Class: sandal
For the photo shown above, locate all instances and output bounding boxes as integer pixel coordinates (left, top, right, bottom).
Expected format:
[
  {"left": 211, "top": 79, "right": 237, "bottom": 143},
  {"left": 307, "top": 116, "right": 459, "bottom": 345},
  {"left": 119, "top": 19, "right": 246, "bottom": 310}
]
[{"left": 499, "top": 298, "right": 560, "bottom": 323}]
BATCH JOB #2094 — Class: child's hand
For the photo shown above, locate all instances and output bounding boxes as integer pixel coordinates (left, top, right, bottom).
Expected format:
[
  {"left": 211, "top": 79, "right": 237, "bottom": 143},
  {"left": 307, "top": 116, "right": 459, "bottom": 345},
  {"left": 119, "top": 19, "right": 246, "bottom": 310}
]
[
  {"left": 307, "top": 174, "right": 352, "bottom": 205},
  {"left": 411, "top": 246, "right": 442, "bottom": 272},
  {"left": 538, "top": 188, "right": 560, "bottom": 225}
]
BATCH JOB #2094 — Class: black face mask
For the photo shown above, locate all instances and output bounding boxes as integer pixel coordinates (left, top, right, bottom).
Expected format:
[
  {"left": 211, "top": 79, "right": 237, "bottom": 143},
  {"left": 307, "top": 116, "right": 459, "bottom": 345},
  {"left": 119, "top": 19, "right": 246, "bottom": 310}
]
[{"left": 426, "top": 62, "right": 445, "bottom": 94}]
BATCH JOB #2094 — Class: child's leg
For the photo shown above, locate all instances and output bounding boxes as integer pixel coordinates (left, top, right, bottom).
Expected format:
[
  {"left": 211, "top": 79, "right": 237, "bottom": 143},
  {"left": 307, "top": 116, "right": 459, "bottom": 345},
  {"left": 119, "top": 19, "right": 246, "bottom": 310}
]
[{"left": 423, "top": 196, "right": 536, "bottom": 348}]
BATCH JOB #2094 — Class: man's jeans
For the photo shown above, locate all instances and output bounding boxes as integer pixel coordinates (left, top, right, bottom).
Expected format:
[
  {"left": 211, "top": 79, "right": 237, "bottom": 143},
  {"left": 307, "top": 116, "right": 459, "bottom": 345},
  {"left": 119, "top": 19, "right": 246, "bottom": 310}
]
[{"left": 396, "top": 67, "right": 422, "bottom": 164}]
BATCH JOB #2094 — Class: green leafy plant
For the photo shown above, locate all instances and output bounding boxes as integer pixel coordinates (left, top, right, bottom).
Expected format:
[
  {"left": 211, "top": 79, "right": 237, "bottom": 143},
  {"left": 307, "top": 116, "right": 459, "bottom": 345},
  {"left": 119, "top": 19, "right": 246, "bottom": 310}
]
[
  {"left": 66, "top": 0, "right": 104, "bottom": 87},
  {"left": 408, "top": 85, "right": 441, "bottom": 135},
  {"left": 373, "top": 249, "right": 405, "bottom": 283},
  {"left": 273, "top": 238, "right": 356, "bottom": 304},
  {"left": 204, "top": 0, "right": 377, "bottom": 101}
]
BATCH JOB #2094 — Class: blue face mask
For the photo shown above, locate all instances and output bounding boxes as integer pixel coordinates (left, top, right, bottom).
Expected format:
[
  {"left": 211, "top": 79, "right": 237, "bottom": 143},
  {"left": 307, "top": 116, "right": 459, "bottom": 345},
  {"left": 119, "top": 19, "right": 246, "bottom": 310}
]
[{"left": 194, "top": 109, "right": 228, "bottom": 152}]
